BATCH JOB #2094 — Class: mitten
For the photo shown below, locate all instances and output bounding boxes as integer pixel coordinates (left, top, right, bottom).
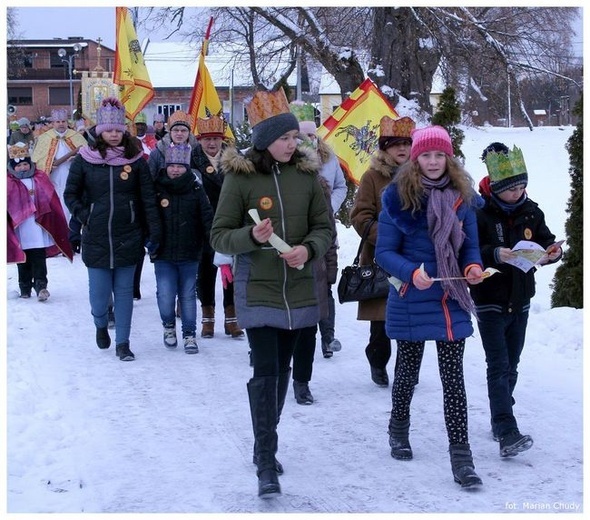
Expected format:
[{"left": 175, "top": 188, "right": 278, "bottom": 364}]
[{"left": 220, "top": 264, "right": 233, "bottom": 289}]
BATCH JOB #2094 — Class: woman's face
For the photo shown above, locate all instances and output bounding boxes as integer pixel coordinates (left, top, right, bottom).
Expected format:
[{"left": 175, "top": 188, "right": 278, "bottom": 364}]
[
  {"left": 166, "top": 164, "right": 187, "bottom": 179},
  {"left": 170, "top": 126, "right": 190, "bottom": 144},
  {"left": 385, "top": 140, "right": 412, "bottom": 165},
  {"left": 101, "top": 129, "right": 124, "bottom": 147},
  {"left": 416, "top": 151, "right": 447, "bottom": 180},
  {"left": 267, "top": 130, "right": 299, "bottom": 163}
]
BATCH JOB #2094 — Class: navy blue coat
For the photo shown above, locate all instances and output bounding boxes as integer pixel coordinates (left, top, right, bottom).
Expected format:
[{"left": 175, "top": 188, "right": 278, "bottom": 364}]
[{"left": 376, "top": 183, "right": 482, "bottom": 342}]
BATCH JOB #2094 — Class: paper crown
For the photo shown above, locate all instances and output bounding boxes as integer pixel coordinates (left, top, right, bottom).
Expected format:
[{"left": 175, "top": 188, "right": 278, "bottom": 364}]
[
  {"left": 165, "top": 143, "right": 192, "bottom": 165},
  {"left": 153, "top": 113, "right": 166, "bottom": 123},
  {"left": 8, "top": 142, "right": 30, "bottom": 160},
  {"left": 484, "top": 146, "right": 527, "bottom": 183},
  {"left": 96, "top": 97, "right": 126, "bottom": 129},
  {"left": 246, "top": 89, "right": 291, "bottom": 127},
  {"left": 380, "top": 116, "right": 415, "bottom": 138},
  {"left": 289, "top": 101, "right": 315, "bottom": 122},
  {"left": 135, "top": 112, "right": 147, "bottom": 124},
  {"left": 196, "top": 115, "right": 226, "bottom": 137},
  {"left": 168, "top": 110, "right": 193, "bottom": 129},
  {"left": 51, "top": 108, "right": 68, "bottom": 122}
]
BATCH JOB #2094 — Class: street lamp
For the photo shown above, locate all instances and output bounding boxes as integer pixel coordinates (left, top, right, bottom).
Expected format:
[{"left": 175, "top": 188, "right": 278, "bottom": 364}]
[{"left": 58, "top": 43, "right": 82, "bottom": 121}]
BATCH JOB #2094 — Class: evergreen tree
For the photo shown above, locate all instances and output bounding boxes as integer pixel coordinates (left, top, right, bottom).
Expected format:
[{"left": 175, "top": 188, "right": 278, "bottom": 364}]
[
  {"left": 431, "top": 87, "right": 465, "bottom": 161},
  {"left": 229, "top": 120, "right": 252, "bottom": 151},
  {"left": 551, "top": 95, "right": 583, "bottom": 308}
]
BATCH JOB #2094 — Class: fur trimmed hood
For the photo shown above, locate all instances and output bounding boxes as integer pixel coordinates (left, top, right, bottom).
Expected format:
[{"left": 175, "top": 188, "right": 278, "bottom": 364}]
[
  {"left": 220, "top": 145, "right": 321, "bottom": 177},
  {"left": 368, "top": 149, "right": 402, "bottom": 180}
]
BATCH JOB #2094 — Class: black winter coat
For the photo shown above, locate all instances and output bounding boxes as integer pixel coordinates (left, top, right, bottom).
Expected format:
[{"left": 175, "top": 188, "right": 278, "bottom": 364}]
[
  {"left": 470, "top": 190, "right": 556, "bottom": 313},
  {"left": 190, "top": 142, "right": 227, "bottom": 212},
  {"left": 153, "top": 169, "right": 213, "bottom": 263},
  {"left": 65, "top": 154, "right": 162, "bottom": 269}
]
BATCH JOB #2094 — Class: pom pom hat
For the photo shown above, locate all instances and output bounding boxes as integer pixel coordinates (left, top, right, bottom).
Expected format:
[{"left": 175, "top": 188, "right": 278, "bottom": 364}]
[
  {"left": 410, "top": 125, "right": 454, "bottom": 161},
  {"left": 95, "top": 97, "right": 127, "bottom": 134},
  {"left": 246, "top": 89, "right": 299, "bottom": 150}
]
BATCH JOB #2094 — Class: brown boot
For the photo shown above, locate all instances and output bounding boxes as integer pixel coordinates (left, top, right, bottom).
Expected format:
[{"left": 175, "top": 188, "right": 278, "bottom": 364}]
[
  {"left": 201, "top": 305, "right": 215, "bottom": 338},
  {"left": 224, "top": 305, "right": 245, "bottom": 338}
]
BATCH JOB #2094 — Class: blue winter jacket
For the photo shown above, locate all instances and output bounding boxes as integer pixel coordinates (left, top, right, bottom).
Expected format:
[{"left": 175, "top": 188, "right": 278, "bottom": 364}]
[{"left": 375, "top": 183, "right": 483, "bottom": 342}]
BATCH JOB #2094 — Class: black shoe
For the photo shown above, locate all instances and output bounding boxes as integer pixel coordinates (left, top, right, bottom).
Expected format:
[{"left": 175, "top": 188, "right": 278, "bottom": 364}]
[
  {"left": 20, "top": 292, "right": 31, "bottom": 299},
  {"left": 370, "top": 366, "right": 389, "bottom": 387},
  {"left": 96, "top": 327, "right": 111, "bottom": 349},
  {"left": 252, "top": 454, "right": 284, "bottom": 475},
  {"left": 293, "top": 381, "right": 314, "bottom": 405},
  {"left": 257, "top": 469, "right": 281, "bottom": 498},
  {"left": 116, "top": 342, "right": 135, "bottom": 361},
  {"left": 321, "top": 340, "right": 333, "bottom": 358},
  {"left": 499, "top": 430, "right": 533, "bottom": 457}
]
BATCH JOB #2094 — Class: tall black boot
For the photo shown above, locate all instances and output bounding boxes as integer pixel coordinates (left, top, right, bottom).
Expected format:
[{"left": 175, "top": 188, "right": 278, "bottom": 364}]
[
  {"left": 252, "top": 369, "right": 290, "bottom": 475},
  {"left": 247, "top": 376, "right": 281, "bottom": 498},
  {"left": 449, "top": 443, "right": 483, "bottom": 488},
  {"left": 388, "top": 417, "right": 413, "bottom": 460}
]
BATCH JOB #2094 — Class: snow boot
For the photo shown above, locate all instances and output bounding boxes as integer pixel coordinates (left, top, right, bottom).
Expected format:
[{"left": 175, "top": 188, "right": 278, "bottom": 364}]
[
  {"left": 293, "top": 380, "right": 314, "bottom": 405},
  {"left": 201, "top": 305, "right": 215, "bottom": 338},
  {"left": 163, "top": 324, "right": 178, "bottom": 348},
  {"left": 224, "top": 305, "right": 245, "bottom": 338},
  {"left": 499, "top": 429, "right": 533, "bottom": 457},
  {"left": 388, "top": 417, "right": 413, "bottom": 460},
  {"left": 37, "top": 288, "right": 50, "bottom": 302},
  {"left": 96, "top": 327, "right": 111, "bottom": 349},
  {"left": 321, "top": 340, "right": 334, "bottom": 358},
  {"left": 449, "top": 443, "right": 483, "bottom": 488},
  {"left": 252, "top": 368, "right": 290, "bottom": 475},
  {"left": 115, "top": 342, "right": 135, "bottom": 362},
  {"left": 370, "top": 366, "right": 389, "bottom": 387},
  {"left": 247, "top": 376, "right": 281, "bottom": 498}
]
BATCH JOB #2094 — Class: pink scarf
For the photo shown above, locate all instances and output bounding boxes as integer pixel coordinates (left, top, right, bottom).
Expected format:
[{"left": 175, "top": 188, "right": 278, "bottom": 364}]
[{"left": 79, "top": 145, "right": 143, "bottom": 166}]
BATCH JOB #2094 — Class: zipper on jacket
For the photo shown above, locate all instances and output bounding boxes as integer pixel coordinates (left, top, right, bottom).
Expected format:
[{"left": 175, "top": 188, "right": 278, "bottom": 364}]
[{"left": 108, "top": 165, "right": 115, "bottom": 268}]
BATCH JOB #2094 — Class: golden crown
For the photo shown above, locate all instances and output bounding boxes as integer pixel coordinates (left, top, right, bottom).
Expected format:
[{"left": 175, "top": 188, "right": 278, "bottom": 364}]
[
  {"left": 8, "top": 142, "right": 30, "bottom": 160},
  {"left": 196, "top": 114, "right": 226, "bottom": 136},
  {"left": 168, "top": 110, "right": 193, "bottom": 129},
  {"left": 484, "top": 146, "right": 527, "bottom": 182},
  {"left": 380, "top": 116, "right": 415, "bottom": 138},
  {"left": 246, "top": 89, "right": 290, "bottom": 127}
]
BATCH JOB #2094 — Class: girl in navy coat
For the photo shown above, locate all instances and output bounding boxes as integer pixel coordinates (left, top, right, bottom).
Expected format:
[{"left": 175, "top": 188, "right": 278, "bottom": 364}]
[{"left": 375, "top": 126, "right": 486, "bottom": 488}]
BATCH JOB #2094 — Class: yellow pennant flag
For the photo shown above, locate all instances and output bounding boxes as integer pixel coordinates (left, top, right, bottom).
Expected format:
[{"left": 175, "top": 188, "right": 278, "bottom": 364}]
[
  {"left": 113, "top": 7, "right": 154, "bottom": 121},
  {"left": 188, "top": 17, "right": 234, "bottom": 140},
  {"left": 317, "top": 78, "right": 399, "bottom": 184}
]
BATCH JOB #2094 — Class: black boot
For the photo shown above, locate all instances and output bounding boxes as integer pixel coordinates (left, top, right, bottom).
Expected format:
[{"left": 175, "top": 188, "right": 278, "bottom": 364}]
[
  {"left": 449, "top": 443, "right": 483, "bottom": 488},
  {"left": 115, "top": 342, "right": 135, "bottom": 361},
  {"left": 247, "top": 377, "right": 281, "bottom": 498},
  {"left": 252, "top": 368, "right": 290, "bottom": 475},
  {"left": 96, "top": 327, "right": 111, "bottom": 349},
  {"left": 388, "top": 417, "right": 413, "bottom": 460}
]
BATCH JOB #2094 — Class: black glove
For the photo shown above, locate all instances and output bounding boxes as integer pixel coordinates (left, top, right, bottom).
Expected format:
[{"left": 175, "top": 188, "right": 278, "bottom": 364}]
[
  {"left": 70, "top": 240, "right": 81, "bottom": 254},
  {"left": 145, "top": 240, "right": 159, "bottom": 259}
]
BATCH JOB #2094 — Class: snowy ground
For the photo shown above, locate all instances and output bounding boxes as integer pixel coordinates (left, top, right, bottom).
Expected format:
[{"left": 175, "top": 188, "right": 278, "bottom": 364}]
[{"left": 4, "top": 125, "right": 583, "bottom": 517}]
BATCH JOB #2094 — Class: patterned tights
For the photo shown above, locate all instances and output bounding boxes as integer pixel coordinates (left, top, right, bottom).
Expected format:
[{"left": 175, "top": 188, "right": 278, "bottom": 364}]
[{"left": 390, "top": 339, "right": 469, "bottom": 445}]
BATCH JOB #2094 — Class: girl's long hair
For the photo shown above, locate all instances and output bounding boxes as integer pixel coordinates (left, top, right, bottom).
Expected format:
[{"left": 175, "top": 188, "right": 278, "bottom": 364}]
[
  {"left": 93, "top": 131, "right": 143, "bottom": 159},
  {"left": 394, "top": 156, "right": 476, "bottom": 214}
]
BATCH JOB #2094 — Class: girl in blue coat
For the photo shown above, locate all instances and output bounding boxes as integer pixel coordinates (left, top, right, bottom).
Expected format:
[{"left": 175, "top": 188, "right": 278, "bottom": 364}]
[{"left": 375, "top": 126, "right": 486, "bottom": 488}]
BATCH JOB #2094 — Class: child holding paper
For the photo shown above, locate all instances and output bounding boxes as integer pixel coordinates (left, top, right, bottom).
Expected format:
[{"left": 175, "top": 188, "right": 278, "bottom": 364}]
[{"left": 472, "top": 142, "right": 563, "bottom": 458}]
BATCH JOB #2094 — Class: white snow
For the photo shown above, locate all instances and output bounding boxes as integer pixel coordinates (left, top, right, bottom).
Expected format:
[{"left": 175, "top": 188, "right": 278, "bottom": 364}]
[{"left": 4, "top": 125, "right": 583, "bottom": 516}]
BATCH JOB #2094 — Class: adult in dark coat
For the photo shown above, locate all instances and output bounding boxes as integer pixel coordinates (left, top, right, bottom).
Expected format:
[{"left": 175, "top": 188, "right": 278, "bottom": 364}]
[{"left": 64, "top": 98, "right": 162, "bottom": 362}]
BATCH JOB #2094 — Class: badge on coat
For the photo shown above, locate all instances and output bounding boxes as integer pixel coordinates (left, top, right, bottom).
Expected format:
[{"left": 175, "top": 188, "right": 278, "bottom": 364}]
[
  {"left": 206, "top": 165, "right": 215, "bottom": 174},
  {"left": 524, "top": 227, "right": 532, "bottom": 240},
  {"left": 161, "top": 199, "right": 170, "bottom": 208},
  {"left": 120, "top": 165, "right": 132, "bottom": 180},
  {"left": 259, "top": 197, "right": 273, "bottom": 211}
]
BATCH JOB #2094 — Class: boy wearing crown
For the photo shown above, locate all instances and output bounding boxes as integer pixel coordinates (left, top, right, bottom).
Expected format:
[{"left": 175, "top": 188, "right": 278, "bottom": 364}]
[
  {"left": 471, "top": 143, "right": 562, "bottom": 458},
  {"left": 7, "top": 142, "right": 74, "bottom": 301},
  {"left": 31, "top": 109, "right": 87, "bottom": 223},
  {"left": 192, "top": 113, "right": 244, "bottom": 339}
]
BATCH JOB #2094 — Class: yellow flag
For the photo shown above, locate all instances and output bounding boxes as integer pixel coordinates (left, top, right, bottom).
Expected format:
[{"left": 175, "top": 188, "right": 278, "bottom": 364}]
[
  {"left": 317, "top": 79, "right": 398, "bottom": 184},
  {"left": 188, "top": 17, "right": 234, "bottom": 140},
  {"left": 113, "top": 7, "right": 154, "bottom": 121}
]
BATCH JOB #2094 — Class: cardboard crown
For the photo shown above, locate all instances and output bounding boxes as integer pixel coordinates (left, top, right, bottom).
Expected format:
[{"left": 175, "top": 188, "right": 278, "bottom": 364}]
[
  {"left": 485, "top": 146, "right": 528, "bottom": 182},
  {"left": 246, "top": 89, "right": 291, "bottom": 127},
  {"left": 380, "top": 116, "right": 415, "bottom": 138}
]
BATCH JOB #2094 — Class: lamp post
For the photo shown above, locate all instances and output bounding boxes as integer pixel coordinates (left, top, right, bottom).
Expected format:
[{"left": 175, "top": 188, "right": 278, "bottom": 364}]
[{"left": 57, "top": 43, "right": 82, "bottom": 121}]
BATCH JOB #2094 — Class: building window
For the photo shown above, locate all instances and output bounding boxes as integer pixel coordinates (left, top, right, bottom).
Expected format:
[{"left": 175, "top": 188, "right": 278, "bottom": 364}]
[
  {"left": 8, "top": 87, "right": 33, "bottom": 105},
  {"left": 50, "top": 51, "right": 67, "bottom": 69},
  {"left": 158, "top": 104, "right": 183, "bottom": 121},
  {"left": 49, "top": 87, "right": 70, "bottom": 105}
]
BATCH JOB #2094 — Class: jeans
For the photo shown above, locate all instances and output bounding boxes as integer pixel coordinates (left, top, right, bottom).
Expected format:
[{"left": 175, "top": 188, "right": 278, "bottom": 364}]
[
  {"left": 88, "top": 266, "right": 135, "bottom": 345},
  {"left": 477, "top": 309, "right": 529, "bottom": 437},
  {"left": 154, "top": 260, "right": 198, "bottom": 337}
]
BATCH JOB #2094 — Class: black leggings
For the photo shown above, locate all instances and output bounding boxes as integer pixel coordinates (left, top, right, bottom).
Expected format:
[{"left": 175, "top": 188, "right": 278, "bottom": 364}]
[
  {"left": 390, "top": 339, "right": 468, "bottom": 445},
  {"left": 246, "top": 326, "right": 300, "bottom": 378}
]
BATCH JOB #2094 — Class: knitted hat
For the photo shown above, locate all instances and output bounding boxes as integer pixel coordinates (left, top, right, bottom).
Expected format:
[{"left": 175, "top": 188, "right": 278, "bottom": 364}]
[
  {"left": 484, "top": 145, "right": 528, "bottom": 194},
  {"left": 50, "top": 108, "right": 68, "bottom": 122},
  {"left": 95, "top": 97, "right": 127, "bottom": 134},
  {"left": 246, "top": 90, "right": 299, "bottom": 150},
  {"left": 153, "top": 113, "right": 166, "bottom": 123},
  {"left": 168, "top": 110, "right": 193, "bottom": 131},
  {"left": 135, "top": 112, "right": 147, "bottom": 125},
  {"left": 410, "top": 125, "right": 454, "bottom": 161},
  {"left": 378, "top": 116, "right": 415, "bottom": 150},
  {"left": 17, "top": 117, "right": 31, "bottom": 128},
  {"left": 165, "top": 143, "right": 191, "bottom": 168},
  {"left": 299, "top": 121, "right": 317, "bottom": 136},
  {"left": 196, "top": 114, "right": 225, "bottom": 138},
  {"left": 480, "top": 141, "right": 509, "bottom": 162}
]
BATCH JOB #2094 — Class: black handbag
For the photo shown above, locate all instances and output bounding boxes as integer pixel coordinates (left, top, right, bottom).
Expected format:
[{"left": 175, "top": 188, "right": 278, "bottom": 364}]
[{"left": 337, "top": 220, "right": 391, "bottom": 304}]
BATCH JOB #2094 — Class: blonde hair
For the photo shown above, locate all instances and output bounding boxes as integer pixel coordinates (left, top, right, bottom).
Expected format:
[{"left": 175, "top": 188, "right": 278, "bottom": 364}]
[{"left": 394, "top": 156, "right": 476, "bottom": 214}]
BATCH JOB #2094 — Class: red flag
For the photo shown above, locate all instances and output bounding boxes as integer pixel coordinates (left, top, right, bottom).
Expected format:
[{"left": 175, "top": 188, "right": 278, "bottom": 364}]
[{"left": 317, "top": 79, "right": 399, "bottom": 184}]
